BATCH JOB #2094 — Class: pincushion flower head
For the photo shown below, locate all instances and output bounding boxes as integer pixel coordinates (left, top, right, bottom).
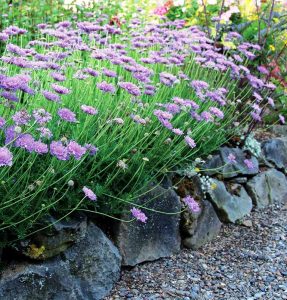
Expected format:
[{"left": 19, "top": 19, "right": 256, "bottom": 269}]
[
  {"left": 184, "top": 136, "right": 196, "bottom": 149},
  {"left": 67, "top": 141, "right": 87, "bottom": 160},
  {"left": 12, "top": 110, "right": 31, "bottom": 125},
  {"left": 82, "top": 186, "right": 97, "bottom": 201},
  {"left": 42, "top": 90, "right": 61, "bottom": 103},
  {"left": 182, "top": 196, "right": 200, "bottom": 213},
  {"left": 58, "top": 108, "right": 77, "bottom": 123},
  {"left": 131, "top": 207, "right": 147, "bottom": 223},
  {"left": 81, "top": 105, "right": 98, "bottom": 115},
  {"left": 33, "top": 109, "right": 52, "bottom": 125},
  {"left": 51, "top": 83, "right": 70, "bottom": 95},
  {"left": 50, "top": 141, "right": 69, "bottom": 161},
  {"left": 0, "top": 147, "right": 13, "bottom": 167}
]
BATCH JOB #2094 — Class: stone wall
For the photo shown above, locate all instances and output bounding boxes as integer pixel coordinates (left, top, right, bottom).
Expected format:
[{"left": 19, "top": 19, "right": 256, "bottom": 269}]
[{"left": 0, "top": 126, "right": 286, "bottom": 299}]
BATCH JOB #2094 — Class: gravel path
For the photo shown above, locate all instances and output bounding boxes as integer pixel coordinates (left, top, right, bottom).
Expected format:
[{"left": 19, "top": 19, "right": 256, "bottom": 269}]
[{"left": 106, "top": 203, "right": 287, "bottom": 300}]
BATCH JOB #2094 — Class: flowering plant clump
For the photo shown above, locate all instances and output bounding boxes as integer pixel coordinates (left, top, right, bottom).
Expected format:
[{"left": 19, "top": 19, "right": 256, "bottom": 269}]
[{"left": 0, "top": 7, "right": 279, "bottom": 243}]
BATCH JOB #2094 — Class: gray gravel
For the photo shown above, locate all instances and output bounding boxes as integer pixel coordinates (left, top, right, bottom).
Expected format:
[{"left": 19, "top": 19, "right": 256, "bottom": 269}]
[{"left": 106, "top": 203, "right": 287, "bottom": 300}]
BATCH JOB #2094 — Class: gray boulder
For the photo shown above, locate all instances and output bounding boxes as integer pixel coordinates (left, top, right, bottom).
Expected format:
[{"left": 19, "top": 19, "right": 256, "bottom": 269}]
[
  {"left": 15, "top": 213, "right": 87, "bottom": 260},
  {"left": 268, "top": 125, "right": 287, "bottom": 137},
  {"left": 0, "top": 224, "right": 121, "bottom": 300},
  {"left": 112, "top": 183, "right": 181, "bottom": 266},
  {"left": 246, "top": 169, "right": 287, "bottom": 208},
  {"left": 182, "top": 200, "right": 222, "bottom": 249},
  {"left": 261, "top": 138, "right": 287, "bottom": 171},
  {"left": 203, "top": 147, "right": 259, "bottom": 178},
  {"left": 208, "top": 180, "right": 253, "bottom": 223}
]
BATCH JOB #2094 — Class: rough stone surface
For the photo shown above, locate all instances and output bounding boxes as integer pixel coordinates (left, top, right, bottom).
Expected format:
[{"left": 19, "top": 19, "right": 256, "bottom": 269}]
[
  {"left": 0, "top": 224, "right": 121, "bottom": 300},
  {"left": 208, "top": 180, "right": 253, "bottom": 223},
  {"left": 112, "top": 183, "right": 181, "bottom": 266},
  {"left": 182, "top": 200, "right": 222, "bottom": 250},
  {"left": 268, "top": 125, "right": 287, "bottom": 137},
  {"left": 262, "top": 138, "right": 287, "bottom": 171},
  {"left": 16, "top": 213, "right": 87, "bottom": 260},
  {"left": 203, "top": 147, "right": 259, "bottom": 178},
  {"left": 246, "top": 169, "right": 287, "bottom": 209}
]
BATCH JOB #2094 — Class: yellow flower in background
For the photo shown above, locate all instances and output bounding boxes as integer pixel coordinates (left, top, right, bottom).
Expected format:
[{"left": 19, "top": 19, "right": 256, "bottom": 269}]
[
  {"left": 239, "top": 0, "right": 258, "bottom": 20},
  {"left": 269, "top": 44, "right": 276, "bottom": 51}
]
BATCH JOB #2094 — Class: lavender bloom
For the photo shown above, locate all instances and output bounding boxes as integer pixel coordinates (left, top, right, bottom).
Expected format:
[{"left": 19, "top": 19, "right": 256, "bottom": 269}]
[
  {"left": 5, "top": 126, "right": 19, "bottom": 144},
  {"left": 227, "top": 153, "right": 236, "bottom": 164},
  {"left": 201, "top": 111, "right": 214, "bottom": 122},
  {"left": 267, "top": 97, "right": 275, "bottom": 107},
  {"left": 50, "top": 72, "right": 66, "bottom": 82},
  {"left": 51, "top": 84, "right": 70, "bottom": 95},
  {"left": 184, "top": 136, "right": 196, "bottom": 149},
  {"left": 1, "top": 91, "right": 19, "bottom": 102},
  {"left": 42, "top": 90, "right": 61, "bottom": 102},
  {"left": 257, "top": 66, "right": 269, "bottom": 75},
  {"left": 130, "top": 207, "right": 147, "bottom": 223},
  {"left": 279, "top": 114, "right": 285, "bottom": 124},
  {"left": 33, "top": 109, "right": 52, "bottom": 125},
  {"left": 50, "top": 141, "right": 69, "bottom": 161},
  {"left": 82, "top": 186, "right": 97, "bottom": 201},
  {"left": 81, "top": 105, "right": 98, "bottom": 115},
  {"left": 182, "top": 196, "right": 200, "bottom": 213},
  {"left": 159, "top": 72, "right": 178, "bottom": 86},
  {"left": 32, "top": 141, "right": 49, "bottom": 154},
  {"left": 58, "top": 108, "right": 77, "bottom": 123},
  {"left": 118, "top": 82, "right": 141, "bottom": 96},
  {"left": 102, "top": 68, "right": 117, "bottom": 78},
  {"left": 67, "top": 141, "right": 87, "bottom": 160},
  {"left": 244, "top": 159, "right": 255, "bottom": 170},
  {"left": 15, "top": 134, "right": 35, "bottom": 152},
  {"left": 97, "top": 81, "right": 115, "bottom": 93},
  {"left": 0, "top": 147, "right": 13, "bottom": 166},
  {"left": 12, "top": 110, "right": 31, "bottom": 125},
  {"left": 191, "top": 80, "right": 209, "bottom": 90},
  {"left": 0, "top": 117, "right": 6, "bottom": 128},
  {"left": 251, "top": 112, "right": 261, "bottom": 122},
  {"left": 209, "top": 107, "right": 224, "bottom": 119},
  {"left": 83, "top": 68, "right": 99, "bottom": 77},
  {"left": 172, "top": 128, "right": 184, "bottom": 135},
  {"left": 84, "top": 144, "right": 98, "bottom": 156},
  {"left": 37, "top": 127, "right": 53, "bottom": 139}
]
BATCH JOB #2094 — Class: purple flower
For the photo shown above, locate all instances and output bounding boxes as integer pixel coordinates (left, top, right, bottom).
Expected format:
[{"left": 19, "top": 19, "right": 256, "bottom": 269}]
[
  {"left": 209, "top": 107, "right": 224, "bottom": 119},
  {"left": 102, "top": 68, "right": 117, "bottom": 78},
  {"left": 83, "top": 68, "right": 99, "bottom": 77},
  {"left": 267, "top": 97, "right": 275, "bottom": 107},
  {"left": 257, "top": 66, "right": 269, "bottom": 75},
  {"left": 118, "top": 82, "right": 141, "bottom": 96},
  {"left": 15, "top": 134, "right": 35, "bottom": 151},
  {"left": 33, "top": 109, "right": 52, "bottom": 125},
  {"left": 182, "top": 196, "right": 200, "bottom": 213},
  {"left": 32, "top": 141, "right": 49, "bottom": 154},
  {"left": 184, "top": 136, "right": 196, "bottom": 149},
  {"left": 172, "top": 128, "right": 184, "bottom": 135},
  {"left": 279, "top": 114, "right": 285, "bottom": 124},
  {"left": 97, "top": 81, "right": 115, "bottom": 93},
  {"left": 51, "top": 83, "right": 70, "bottom": 95},
  {"left": 58, "top": 108, "right": 77, "bottom": 123},
  {"left": 12, "top": 110, "right": 31, "bottom": 125},
  {"left": 244, "top": 159, "right": 254, "bottom": 170},
  {"left": 50, "top": 72, "right": 66, "bottom": 82},
  {"left": 84, "top": 144, "right": 98, "bottom": 156},
  {"left": 227, "top": 153, "right": 236, "bottom": 164},
  {"left": 82, "top": 186, "right": 97, "bottom": 201},
  {"left": 42, "top": 90, "right": 61, "bottom": 102},
  {"left": 37, "top": 127, "right": 53, "bottom": 139},
  {"left": 81, "top": 105, "right": 98, "bottom": 115},
  {"left": 0, "top": 117, "right": 6, "bottom": 128},
  {"left": 131, "top": 207, "right": 147, "bottom": 223},
  {"left": 0, "top": 147, "right": 13, "bottom": 166},
  {"left": 159, "top": 72, "right": 178, "bottom": 86},
  {"left": 67, "top": 141, "right": 87, "bottom": 160},
  {"left": 50, "top": 141, "right": 69, "bottom": 161}
]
